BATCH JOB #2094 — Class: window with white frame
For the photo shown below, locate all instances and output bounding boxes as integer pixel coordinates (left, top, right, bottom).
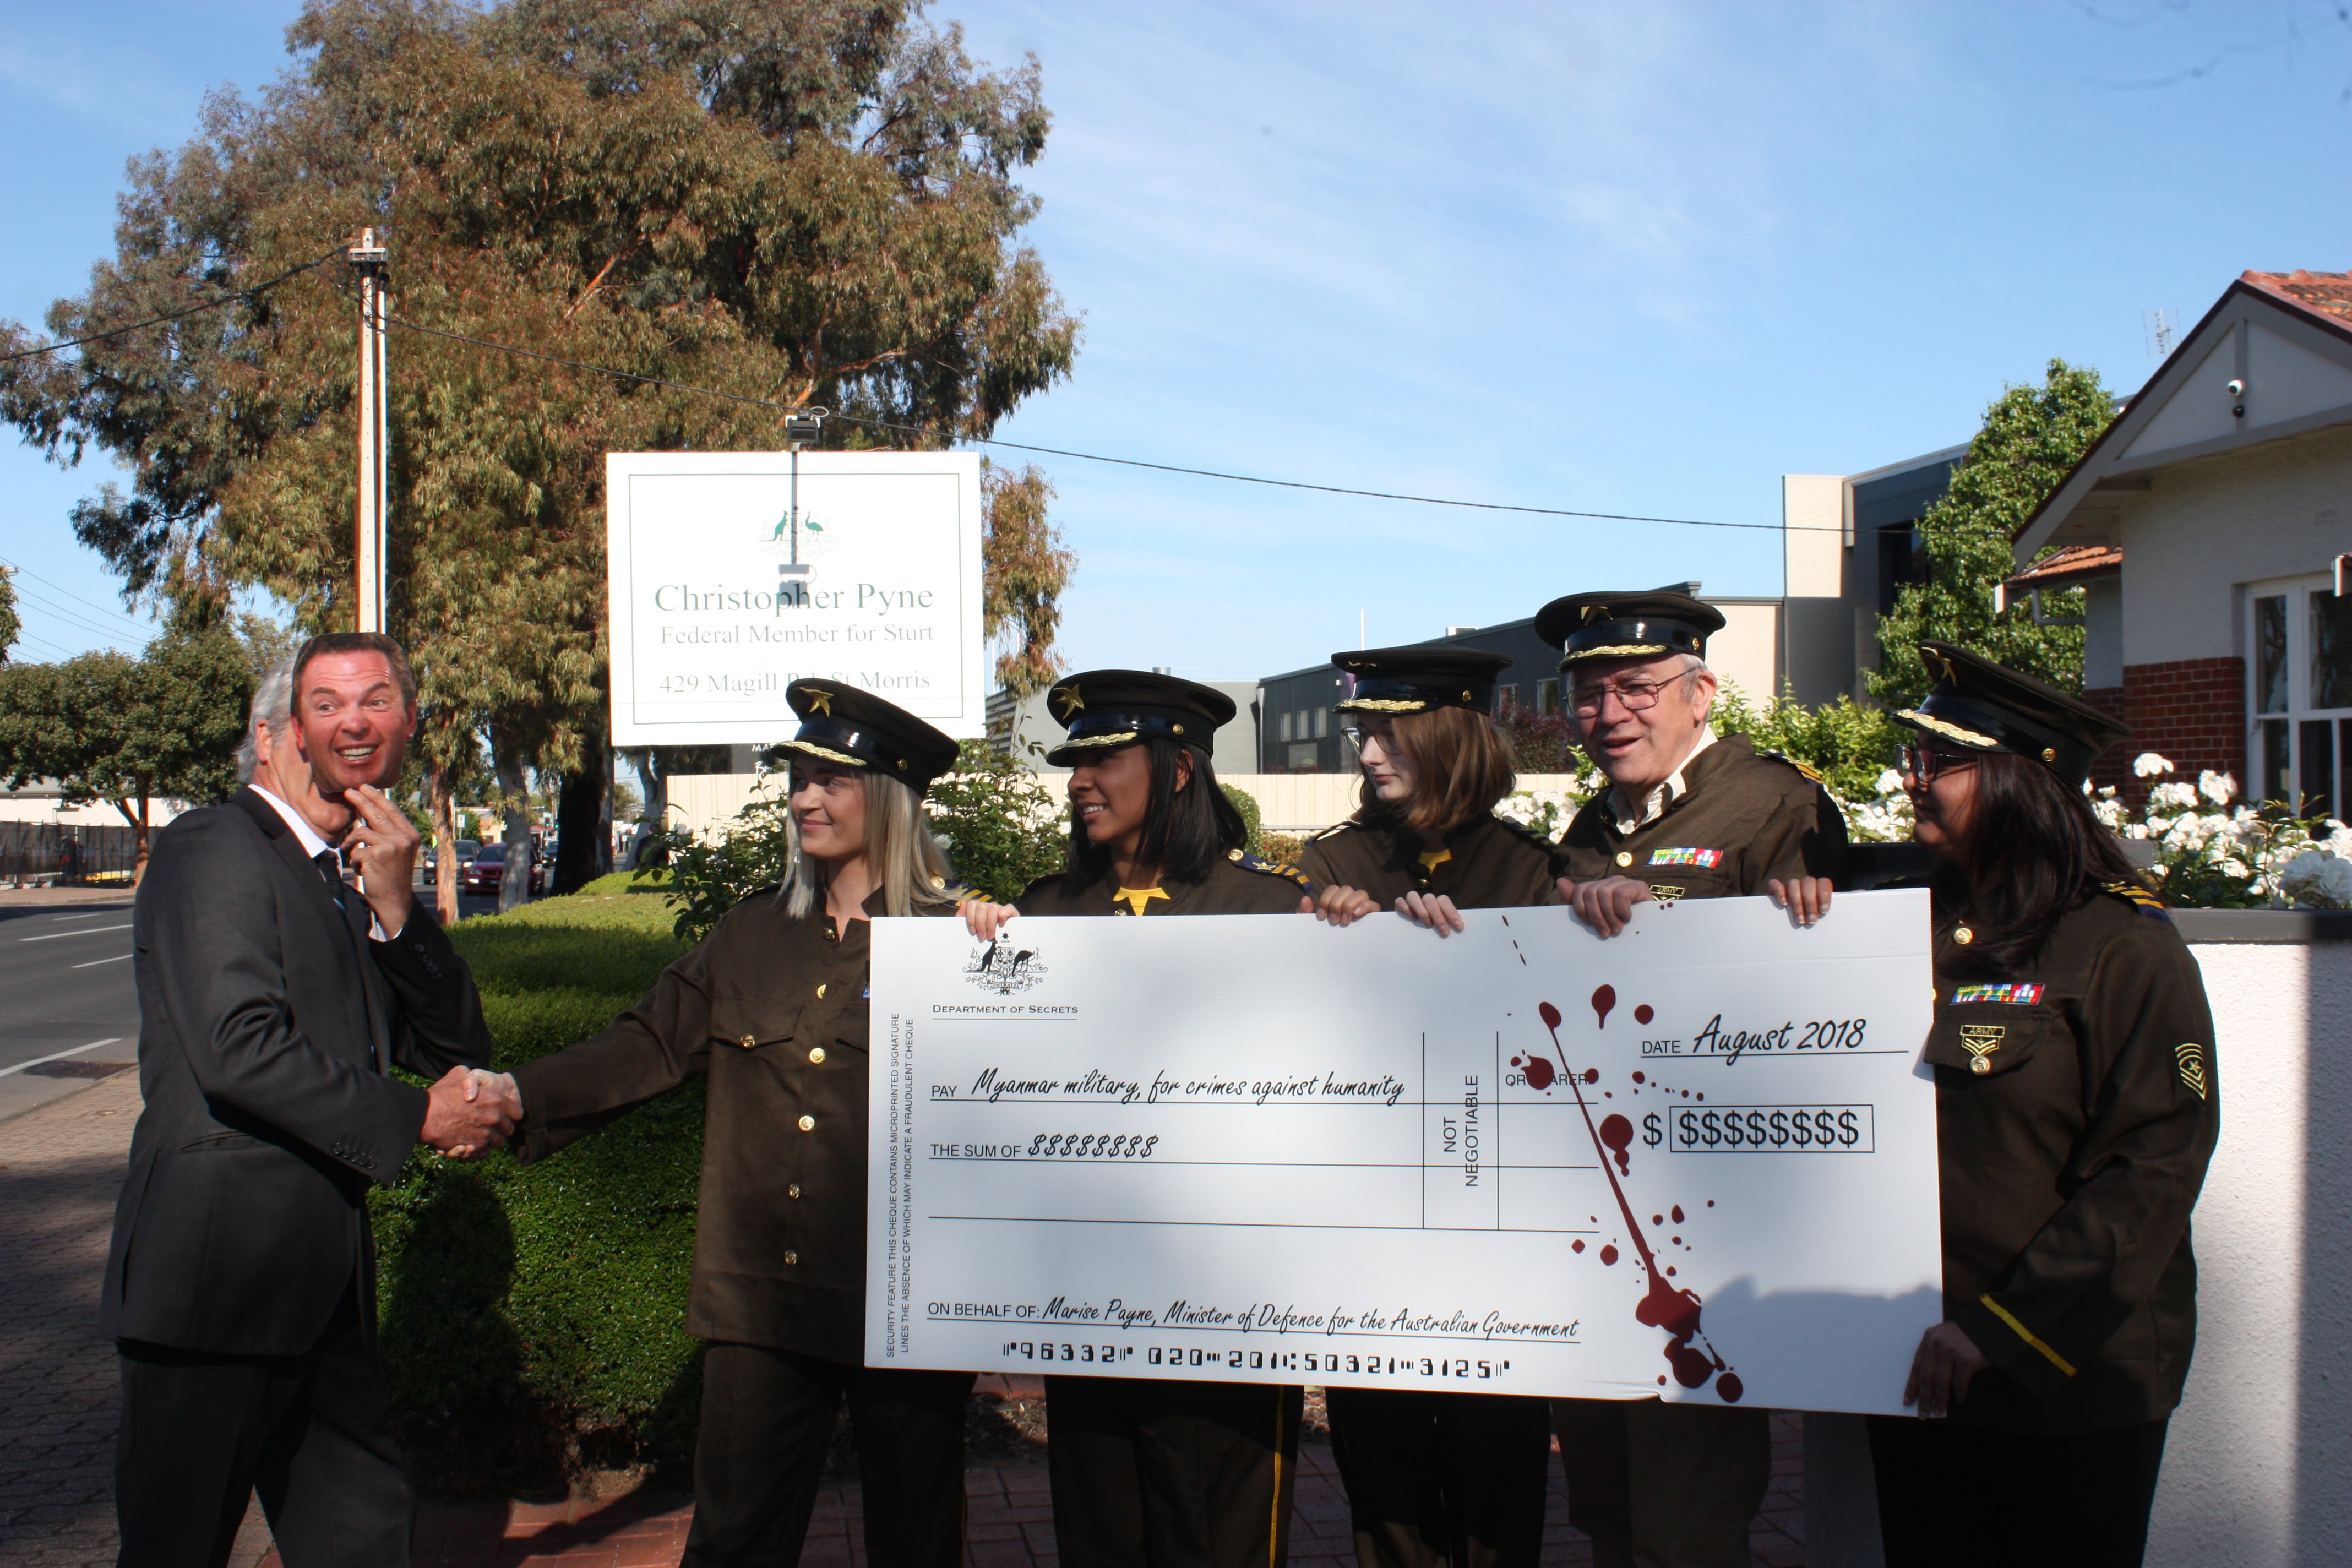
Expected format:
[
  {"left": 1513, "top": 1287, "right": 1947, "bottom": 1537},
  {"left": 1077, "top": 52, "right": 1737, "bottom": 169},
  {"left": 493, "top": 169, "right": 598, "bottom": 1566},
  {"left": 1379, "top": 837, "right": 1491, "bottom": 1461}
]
[
  {"left": 1314, "top": 708, "right": 1329, "bottom": 739},
  {"left": 2248, "top": 575, "right": 2352, "bottom": 819},
  {"left": 1536, "top": 678, "right": 1561, "bottom": 714}
]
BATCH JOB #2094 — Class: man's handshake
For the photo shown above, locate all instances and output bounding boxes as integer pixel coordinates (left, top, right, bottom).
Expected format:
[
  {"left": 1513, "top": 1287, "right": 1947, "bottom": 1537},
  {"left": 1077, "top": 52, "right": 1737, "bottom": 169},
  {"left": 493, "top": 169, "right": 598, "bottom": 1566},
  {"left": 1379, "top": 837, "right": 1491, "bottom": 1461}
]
[{"left": 420, "top": 1064, "right": 526, "bottom": 1159}]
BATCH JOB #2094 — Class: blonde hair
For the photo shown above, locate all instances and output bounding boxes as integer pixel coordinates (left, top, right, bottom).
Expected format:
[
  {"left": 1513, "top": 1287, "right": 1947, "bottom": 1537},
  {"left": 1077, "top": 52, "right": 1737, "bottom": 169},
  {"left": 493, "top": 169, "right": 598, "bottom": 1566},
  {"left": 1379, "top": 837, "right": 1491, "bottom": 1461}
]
[
  {"left": 1354, "top": 705, "right": 1518, "bottom": 836},
  {"left": 780, "top": 769, "right": 961, "bottom": 919}
]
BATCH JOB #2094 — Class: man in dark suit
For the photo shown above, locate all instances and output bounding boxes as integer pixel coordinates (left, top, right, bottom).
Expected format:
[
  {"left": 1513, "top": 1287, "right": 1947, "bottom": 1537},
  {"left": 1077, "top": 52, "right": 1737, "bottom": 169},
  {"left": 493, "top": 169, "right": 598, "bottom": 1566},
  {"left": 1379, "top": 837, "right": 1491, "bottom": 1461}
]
[{"left": 103, "top": 631, "right": 519, "bottom": 1568}]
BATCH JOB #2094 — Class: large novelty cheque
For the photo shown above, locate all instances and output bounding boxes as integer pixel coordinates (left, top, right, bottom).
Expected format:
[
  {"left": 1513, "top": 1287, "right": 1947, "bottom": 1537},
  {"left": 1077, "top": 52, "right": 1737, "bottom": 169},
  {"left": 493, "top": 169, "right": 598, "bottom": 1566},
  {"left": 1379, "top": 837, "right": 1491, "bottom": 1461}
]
[{"left": 867, "top": 891, "right": 1942, "bottom": 1416}]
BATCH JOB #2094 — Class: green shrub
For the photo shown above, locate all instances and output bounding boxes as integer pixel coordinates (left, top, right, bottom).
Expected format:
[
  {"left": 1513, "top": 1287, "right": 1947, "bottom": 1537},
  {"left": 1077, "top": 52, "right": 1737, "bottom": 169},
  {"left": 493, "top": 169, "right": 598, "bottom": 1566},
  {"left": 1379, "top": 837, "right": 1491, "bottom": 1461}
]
[
  {"left": 373, "top": 886, "right": 701, "bottom": 1488},
  {"left": 1223, "top": 782, "right": 1263, "bottom": 854},
  {"left": 924, "top": 741, "right": 1069, "bottom": 901},
  {"left": 660, "top": 743, "right": 1068, "bottom": 939},
  {"left": 1709, "top": 681, "right": 1905, "bottom": 803}
]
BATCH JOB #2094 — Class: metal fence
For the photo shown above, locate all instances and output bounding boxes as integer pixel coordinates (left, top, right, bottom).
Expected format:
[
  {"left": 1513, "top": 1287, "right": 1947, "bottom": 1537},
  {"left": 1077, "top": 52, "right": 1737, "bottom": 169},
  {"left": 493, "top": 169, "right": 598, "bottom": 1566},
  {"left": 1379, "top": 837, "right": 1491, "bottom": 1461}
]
[{"left": 0, "top": 821, "right": 143, "bottom": 886}]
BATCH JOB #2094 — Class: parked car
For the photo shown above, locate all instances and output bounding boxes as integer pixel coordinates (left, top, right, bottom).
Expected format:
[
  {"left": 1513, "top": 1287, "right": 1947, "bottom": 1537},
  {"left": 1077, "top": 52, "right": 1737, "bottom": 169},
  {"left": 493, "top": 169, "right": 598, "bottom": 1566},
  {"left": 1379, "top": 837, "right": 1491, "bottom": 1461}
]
[
  {"left": 423, "top": 838, "right": 481, "bottom": 878},
  {"left": 460, "top": 842, "right": 508, "bottom": 896}
]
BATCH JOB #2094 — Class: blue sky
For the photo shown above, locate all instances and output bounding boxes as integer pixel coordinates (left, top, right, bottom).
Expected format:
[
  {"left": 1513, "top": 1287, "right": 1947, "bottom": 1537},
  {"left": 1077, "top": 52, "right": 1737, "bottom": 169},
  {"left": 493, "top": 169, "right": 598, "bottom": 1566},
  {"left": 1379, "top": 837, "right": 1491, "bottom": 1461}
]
[{"left": 3, "top": 1, "right": 2348, "bottom": 682}]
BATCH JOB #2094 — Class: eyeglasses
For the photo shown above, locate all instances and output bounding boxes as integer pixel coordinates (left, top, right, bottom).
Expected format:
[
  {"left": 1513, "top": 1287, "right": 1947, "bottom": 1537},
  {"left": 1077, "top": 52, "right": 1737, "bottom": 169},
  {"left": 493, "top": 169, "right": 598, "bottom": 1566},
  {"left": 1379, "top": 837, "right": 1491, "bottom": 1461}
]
[
  {"left": 1569, "top": 678, "right": 1679, "bottom": 718},
  {"left": 1341, "top": 722, "right": 1392, "bottom": 752},
  {"left": 1898, "top": 743, "right": 1979, "bottom": 782}
]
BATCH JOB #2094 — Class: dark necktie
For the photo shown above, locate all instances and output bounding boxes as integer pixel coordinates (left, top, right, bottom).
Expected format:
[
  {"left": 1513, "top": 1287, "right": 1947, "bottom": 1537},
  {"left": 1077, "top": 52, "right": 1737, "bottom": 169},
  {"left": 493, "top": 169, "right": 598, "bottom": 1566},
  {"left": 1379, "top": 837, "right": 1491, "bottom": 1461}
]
[{"left": 314, "top": 848, "right": 380, "bottom": 1069}]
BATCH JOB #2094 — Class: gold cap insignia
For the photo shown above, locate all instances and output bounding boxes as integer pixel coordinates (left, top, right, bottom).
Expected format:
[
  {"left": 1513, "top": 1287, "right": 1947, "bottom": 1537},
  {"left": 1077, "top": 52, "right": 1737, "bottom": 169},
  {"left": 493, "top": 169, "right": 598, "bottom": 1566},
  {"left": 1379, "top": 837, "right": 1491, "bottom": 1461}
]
[
  {"left": 798, "top": 684, "right": 834, "bottom": 716},
  {"left": 1053, "top": 684, "right": 1085, "bottom": 719},
  {"left": 1961, "top": 1024, "right": 2005, "bottom": 1075},
  {"left": 1582, "top": 605, "right": 1608, "bottom": 625}
]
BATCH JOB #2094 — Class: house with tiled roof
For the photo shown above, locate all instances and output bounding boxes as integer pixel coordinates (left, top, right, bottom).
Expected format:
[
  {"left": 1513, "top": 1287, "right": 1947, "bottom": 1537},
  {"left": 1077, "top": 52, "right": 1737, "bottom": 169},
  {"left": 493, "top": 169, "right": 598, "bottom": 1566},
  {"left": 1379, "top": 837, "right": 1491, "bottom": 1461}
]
[{"left": 2010, "top": 269, "right": 2352, "bottom": 807}]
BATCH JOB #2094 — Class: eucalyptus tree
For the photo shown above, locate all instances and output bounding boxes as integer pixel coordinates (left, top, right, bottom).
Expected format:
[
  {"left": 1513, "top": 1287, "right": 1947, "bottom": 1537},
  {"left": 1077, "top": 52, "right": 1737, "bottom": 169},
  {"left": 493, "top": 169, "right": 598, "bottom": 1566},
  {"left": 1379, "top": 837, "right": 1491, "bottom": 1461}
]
[{"left": 1, "top": 0, "right": 1080, "bottom": 906}]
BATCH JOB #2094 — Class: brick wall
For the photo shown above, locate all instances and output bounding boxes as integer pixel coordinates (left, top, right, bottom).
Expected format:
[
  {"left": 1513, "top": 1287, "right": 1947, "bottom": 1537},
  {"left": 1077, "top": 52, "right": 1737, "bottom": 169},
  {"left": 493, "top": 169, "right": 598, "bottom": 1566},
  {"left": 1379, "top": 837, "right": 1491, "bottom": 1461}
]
[
  {"left": 2116, "top": 657, "right": 2246, "bottom": 802},
  {"left": 2083, "top": 686, "right": 2129, "bottom": 797}
]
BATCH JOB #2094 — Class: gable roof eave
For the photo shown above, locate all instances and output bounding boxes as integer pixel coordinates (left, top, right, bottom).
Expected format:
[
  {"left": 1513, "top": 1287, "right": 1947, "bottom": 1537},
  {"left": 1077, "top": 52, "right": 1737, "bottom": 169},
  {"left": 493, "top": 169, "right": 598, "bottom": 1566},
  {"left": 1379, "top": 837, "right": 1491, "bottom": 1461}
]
[{"left": 2012, "top": 277, "right": 2352, "bottom": 567}]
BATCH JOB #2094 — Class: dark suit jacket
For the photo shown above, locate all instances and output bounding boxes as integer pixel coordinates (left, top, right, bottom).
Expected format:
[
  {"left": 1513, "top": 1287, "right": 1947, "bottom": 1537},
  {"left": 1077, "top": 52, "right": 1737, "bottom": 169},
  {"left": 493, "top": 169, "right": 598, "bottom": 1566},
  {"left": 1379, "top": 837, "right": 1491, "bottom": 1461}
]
[{"left": 100, "top": 788, "right": 494, "bottom": 1355}]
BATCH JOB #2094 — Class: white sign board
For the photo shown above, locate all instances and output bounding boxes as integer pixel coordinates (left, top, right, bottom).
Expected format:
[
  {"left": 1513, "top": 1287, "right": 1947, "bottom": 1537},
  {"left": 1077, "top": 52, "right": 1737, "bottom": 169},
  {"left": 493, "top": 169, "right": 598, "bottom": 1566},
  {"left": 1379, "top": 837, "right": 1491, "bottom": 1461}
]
[
  {"left": 605, "top": 451, "right": 985, "bottom": 745},
  {"left": 867, "top": 894, "right": 1943, "bottom": 1415}
]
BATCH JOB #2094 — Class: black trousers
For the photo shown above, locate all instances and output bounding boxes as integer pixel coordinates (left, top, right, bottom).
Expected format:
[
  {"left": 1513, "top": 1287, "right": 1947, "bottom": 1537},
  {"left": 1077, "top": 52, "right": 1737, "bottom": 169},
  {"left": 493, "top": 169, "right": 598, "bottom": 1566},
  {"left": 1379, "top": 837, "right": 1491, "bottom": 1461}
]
[
  {"left": 1045, "top": 1375, "right": 1303, "bottom": 1568},
  {"left": 682, "top": 1343, "right": 972, "bottom": 1568},
  {"left": 114, "top": 1291, "right": 411, "bottom": 1568},
  {"left": 1869, "top": 1414, "right": 2169, "bottom": 1568},
  {"left": 1325, "top": 1387, "right": 1551, "bottom": 1568},
  {"left": 1551, "top": 1397, "right": 1769, "bottom": 1568}
]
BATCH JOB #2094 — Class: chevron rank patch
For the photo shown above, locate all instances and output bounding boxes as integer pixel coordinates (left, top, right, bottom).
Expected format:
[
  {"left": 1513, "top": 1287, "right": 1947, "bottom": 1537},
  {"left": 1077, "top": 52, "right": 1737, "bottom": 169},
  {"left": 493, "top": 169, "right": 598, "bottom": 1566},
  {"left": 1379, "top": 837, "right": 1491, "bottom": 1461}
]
[
  {"left": 2176, "top": 1043, "right": 2208, "bottom": 1099},
  {"left": 1648, "top": 847, "right": 1723, "bottom": 869},
  {"left": 2104, "top": 880, "right": 2172, "bottom": 920},
  {"left": 1951, "top": 983, "right": 2045, "bottom": 1005}
]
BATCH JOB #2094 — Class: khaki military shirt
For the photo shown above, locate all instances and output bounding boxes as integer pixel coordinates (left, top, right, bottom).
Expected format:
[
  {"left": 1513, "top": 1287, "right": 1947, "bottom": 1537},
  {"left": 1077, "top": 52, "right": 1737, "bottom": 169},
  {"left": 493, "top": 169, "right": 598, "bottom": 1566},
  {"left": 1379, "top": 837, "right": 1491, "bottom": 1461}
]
[
  {"left": 1921, "top": 877, "right": 2219, "bottom": 1434},
  {"left": 513, "top": 887, "right": 945, "bottom": 1365},
  {"left": 1295, "top": 813, "right": 1562, "bottom": 909},
  {"left": 1555, "top": 732, "right": 1850, "bottom": 898},
  {"left": 1016, "top": 851, "right": 1313, "bottom": 917}
]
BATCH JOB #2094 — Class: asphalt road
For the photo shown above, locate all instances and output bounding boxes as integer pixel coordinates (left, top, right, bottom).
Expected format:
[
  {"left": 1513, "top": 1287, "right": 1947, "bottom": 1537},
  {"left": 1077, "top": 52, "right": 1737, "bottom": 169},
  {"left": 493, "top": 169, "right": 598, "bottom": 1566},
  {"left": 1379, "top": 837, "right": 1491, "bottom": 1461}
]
[
  {"left": 0, "top": 878, "right": 513, "bottom": 1124},
  {"left": 0, "top": 901, "right": 141, "bottom": 1123}
]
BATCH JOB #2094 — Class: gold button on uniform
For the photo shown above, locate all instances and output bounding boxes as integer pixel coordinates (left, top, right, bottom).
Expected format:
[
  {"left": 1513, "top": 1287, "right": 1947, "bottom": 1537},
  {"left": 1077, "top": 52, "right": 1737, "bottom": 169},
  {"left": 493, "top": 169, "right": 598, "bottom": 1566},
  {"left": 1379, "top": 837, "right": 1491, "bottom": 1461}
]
[
  {"left": 787, "top": 1184, "right": 802, "bottom": 1200},
  {"left": 808, "top": 1047, "right": 826, "bottom": 1064},
  {"left": 798, "top": 1115, "right": 816, "bottom": 1131},
  {"left": 739, "top": 1033, "right": 757, "bottom": 1048},
  {"left": 816, "top": 984, "right": 827, "bottom": 999},
  {"left": 1954, "top": 927, "right": 1975, "bottom": 946},
  {"left": 1615, "top": 851, "right": 1634, "bottom": 867},
  {"left": 783, "top": 1250, "right": 799, "bottom": 1266},
  {"left": 1970, "top": 1058, "right": 1991, "bottom": 1075}
]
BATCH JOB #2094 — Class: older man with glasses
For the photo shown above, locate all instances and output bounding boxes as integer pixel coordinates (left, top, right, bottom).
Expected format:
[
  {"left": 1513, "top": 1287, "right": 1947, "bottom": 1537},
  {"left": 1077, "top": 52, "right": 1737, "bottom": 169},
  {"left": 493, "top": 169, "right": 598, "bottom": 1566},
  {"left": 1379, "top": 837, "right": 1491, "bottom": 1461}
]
[{"left": 1535, "top": 590, "right": 1849, "bottom": 1568}]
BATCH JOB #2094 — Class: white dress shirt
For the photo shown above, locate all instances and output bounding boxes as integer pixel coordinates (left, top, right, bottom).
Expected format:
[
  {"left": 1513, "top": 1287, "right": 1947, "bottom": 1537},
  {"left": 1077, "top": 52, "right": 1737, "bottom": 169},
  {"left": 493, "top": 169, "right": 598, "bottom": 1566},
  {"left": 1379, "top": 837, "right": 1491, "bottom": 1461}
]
[
  {"left": 252, "top": 785, "right": 391, "bottom": 941},
  {"left": 1607, "top": 725, "right": 1718, "bottom": 837}
]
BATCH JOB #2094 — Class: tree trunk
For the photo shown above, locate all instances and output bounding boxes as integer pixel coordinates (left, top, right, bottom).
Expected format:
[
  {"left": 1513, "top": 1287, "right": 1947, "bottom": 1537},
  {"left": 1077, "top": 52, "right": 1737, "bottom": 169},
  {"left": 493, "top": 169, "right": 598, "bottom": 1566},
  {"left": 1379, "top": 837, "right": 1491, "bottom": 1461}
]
[
  {"left": 114, "top": 790, "right": 152, "bottom": 886},
  {"left": 431, "top": 765, "right": 460, "bottom": 924},
  {"left": 494, "top": 744, "right": 532, "bottom": 914},
  {"left": 549, "top": 722, "right": 609, "bottom": 896}
]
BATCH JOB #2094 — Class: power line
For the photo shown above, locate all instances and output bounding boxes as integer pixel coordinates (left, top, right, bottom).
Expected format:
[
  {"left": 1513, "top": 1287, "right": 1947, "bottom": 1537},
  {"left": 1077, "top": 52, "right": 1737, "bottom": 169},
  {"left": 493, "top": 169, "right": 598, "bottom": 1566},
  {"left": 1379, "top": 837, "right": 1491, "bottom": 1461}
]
[
  {"left": 0, "top": 558, "right": 156, "bottom": 638},
  {"left": 0, "top": 247, "right": 347, "bottom": 367},
  {"left": 371, "top": 306, "right": 1838, "bottom": 535}
]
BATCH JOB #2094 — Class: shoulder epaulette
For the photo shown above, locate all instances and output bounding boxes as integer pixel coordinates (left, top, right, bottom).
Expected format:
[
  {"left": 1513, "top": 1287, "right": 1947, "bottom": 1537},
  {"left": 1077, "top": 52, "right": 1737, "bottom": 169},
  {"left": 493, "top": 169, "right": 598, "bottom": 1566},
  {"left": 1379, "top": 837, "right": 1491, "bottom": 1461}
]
[
  {"left": 1758, "top": 749, "right": 1827, "bottom": 786},
  {"left": 1231, "top": 847, "right": 1314, "bottom": 891},
  {"left": 2101, "top": 880, "right": 2171, "bottom": 920},
  {"left": 1306, "top": 821, "right": 1359, "bottom": 842}
]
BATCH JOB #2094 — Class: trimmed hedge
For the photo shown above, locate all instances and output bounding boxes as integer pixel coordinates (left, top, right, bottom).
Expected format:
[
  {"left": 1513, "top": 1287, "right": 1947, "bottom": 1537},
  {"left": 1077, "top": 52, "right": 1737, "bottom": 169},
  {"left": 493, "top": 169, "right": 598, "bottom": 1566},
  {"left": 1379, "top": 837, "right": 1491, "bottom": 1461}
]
[{"left": 373, "top": 875, "right": 706, "bottom": 1489}]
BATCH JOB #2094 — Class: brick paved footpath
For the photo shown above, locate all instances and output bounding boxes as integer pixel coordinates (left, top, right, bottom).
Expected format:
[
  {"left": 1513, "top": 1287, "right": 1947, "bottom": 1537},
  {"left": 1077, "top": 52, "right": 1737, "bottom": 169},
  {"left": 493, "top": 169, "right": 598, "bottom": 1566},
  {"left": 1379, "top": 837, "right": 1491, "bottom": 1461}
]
[{"left": 0, "top": 1074, "right": 1805, "bottom": 1567}]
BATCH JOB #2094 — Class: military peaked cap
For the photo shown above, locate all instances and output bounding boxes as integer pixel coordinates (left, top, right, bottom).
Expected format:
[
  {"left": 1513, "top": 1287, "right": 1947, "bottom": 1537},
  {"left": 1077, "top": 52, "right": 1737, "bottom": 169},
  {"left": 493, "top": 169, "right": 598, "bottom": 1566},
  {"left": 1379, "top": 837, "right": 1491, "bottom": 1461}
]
[
  {"left": 1534, "top": 591, "right": 1725, "bottom": 669},
  {"left": 767, "top": 679, "right": 960, "bottom": 794},
  {"left": 1894, "top": 641, "right": 2131, "bottom": 786},
  {"left": 1043, "top": 670, "right": 1234, "bottom": 767},
  {"left": 1332, "top": 646, "right": 1514, "bottom": 715}
]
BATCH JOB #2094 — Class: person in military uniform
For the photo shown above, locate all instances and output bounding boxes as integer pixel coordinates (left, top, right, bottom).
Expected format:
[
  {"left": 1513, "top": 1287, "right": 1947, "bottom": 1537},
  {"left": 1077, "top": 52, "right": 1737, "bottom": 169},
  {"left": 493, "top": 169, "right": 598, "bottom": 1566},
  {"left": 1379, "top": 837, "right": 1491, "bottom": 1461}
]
[
  {"left": 1290, "top": 646, "right": 1560, "bottom": 1568},
  {"left": 1540, "top": 591, "right": 1848, "bottom": 1568},
  {"left": 1870, "top": 644, "right": 2219, "bottom": 1568},
  {"left": 484, "top": 682, "right": 972, "bottom": 1568},
  {"left": 961, "top": 671, "right": 1342, "bottom": 1568}
]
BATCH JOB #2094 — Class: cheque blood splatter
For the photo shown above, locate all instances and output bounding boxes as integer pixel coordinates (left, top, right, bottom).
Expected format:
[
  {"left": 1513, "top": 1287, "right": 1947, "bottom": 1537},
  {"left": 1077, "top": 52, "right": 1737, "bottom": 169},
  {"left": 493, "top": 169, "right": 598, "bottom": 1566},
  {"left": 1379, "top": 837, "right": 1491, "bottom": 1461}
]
[
  {"left": 1599, "top": 1114, "right": 1635, "bottom": 1175},
  {"left": 1538, "top": 1001, "right": 1744, "bottom": 1404},
  {"left": 1635, "top": 1004, "right": 1655, "bottom": 1025},
  {"left": 1591, "top": 985, "right": 1616, "bottom": 1028}
]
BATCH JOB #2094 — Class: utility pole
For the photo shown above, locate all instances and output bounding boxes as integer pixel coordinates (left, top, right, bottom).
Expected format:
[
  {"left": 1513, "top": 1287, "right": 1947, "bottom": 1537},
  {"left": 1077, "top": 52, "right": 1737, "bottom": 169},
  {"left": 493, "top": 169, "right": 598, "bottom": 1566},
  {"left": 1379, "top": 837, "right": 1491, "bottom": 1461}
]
[{"left": 349, "top": 229, "right": 390, "bottom": 634}]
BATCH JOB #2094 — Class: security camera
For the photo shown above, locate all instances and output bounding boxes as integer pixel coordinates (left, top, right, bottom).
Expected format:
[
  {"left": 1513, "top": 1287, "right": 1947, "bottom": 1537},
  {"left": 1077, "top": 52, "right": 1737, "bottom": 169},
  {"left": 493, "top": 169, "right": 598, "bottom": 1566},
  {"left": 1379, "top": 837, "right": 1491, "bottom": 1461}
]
[{"left": 2225, "top": 378, "right": 2245, "bottom": 398}]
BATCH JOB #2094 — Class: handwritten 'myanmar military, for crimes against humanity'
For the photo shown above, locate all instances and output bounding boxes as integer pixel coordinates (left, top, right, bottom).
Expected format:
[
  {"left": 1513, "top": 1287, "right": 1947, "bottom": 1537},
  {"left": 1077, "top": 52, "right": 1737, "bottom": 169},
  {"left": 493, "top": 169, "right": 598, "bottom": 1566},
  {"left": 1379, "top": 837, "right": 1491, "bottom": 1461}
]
[{"left": 867, "top": 892, "right": 1942, "bottom": 1417}]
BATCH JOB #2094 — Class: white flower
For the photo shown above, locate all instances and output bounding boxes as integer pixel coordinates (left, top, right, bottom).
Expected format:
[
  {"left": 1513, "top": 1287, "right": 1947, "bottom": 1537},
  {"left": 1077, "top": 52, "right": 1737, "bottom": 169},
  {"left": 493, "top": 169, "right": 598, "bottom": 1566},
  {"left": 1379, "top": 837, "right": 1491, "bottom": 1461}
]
[
  {"left": 2280, "top": 851, "right": 2352, "bottom": 910},
  {"left": 2150, "top": 782, "right": 2198, "bottom": 810},
  {"left": 2198, "top": 771, "right": 2236, "bottom": 805},
  {"left": 1876, "top": 768, "right": 1904, "bottom": 796},
  {"left": 2134, "top": 753, "right": 2174, "bottom": 778}
]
